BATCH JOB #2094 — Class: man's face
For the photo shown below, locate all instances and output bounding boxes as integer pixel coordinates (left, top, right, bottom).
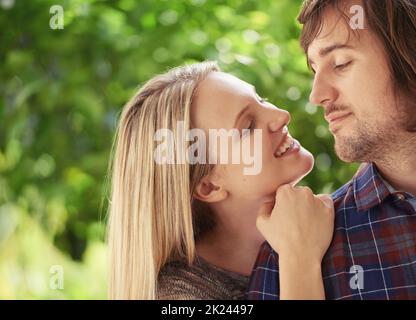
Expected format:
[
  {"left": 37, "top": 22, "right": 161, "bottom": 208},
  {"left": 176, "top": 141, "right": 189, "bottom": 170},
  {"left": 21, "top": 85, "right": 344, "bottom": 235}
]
[{"left": 307, "top": 1, "right": 408, "bottom": 163}]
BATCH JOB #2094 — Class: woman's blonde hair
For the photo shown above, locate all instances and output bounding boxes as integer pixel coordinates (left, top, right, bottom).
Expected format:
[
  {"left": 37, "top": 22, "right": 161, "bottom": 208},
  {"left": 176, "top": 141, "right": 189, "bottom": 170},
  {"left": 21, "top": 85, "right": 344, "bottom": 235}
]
[{"left": 107, "top": 61, "right": 220, "bottom": 299}]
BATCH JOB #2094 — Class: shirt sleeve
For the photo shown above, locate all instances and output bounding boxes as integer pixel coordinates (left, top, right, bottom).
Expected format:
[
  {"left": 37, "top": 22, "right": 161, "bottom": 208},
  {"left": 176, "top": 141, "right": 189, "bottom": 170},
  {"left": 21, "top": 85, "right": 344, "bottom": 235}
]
[{"left": 246, "top": 241, "right": 280, "bottom": 300}]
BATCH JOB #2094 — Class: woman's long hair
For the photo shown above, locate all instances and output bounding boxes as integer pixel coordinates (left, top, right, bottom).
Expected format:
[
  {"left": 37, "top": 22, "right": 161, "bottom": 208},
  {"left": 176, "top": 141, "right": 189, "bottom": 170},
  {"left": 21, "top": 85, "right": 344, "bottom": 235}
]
[{"left": 106, "top": 61, "right": 219, "bottom": 299}]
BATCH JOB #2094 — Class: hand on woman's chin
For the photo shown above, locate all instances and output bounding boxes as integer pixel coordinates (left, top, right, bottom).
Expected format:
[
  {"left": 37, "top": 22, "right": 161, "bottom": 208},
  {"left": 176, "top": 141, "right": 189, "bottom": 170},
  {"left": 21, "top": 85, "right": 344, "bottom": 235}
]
[
  {"left": 281, "top": 171, "right": 310, "bottom": 189},
  {"left": 288, "top": 175, "right": 305, "bottom": 187},
  {"left": 259, "top": 163, "right": 313, "bottom": 207}
]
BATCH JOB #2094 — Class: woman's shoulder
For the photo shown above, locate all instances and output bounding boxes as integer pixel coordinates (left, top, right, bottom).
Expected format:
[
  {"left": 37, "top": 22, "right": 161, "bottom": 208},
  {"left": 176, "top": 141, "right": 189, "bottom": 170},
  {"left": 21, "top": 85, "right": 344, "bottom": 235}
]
[
  {"left": 157, "top": 257, "right": 249, "bottom": 300},
  {"left": 157, "top": 260, "right": 209, "bottom": 300}
]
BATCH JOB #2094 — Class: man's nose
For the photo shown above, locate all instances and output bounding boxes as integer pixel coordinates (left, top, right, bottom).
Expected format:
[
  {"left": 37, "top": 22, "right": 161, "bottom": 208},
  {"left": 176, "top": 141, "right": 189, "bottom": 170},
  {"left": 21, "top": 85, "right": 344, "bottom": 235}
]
[
  {"left": 268, "top": 108, "right": 290, "bottom": 133},
  {"left": 309, "top": 72, "right": 338, "bottom": 109}
]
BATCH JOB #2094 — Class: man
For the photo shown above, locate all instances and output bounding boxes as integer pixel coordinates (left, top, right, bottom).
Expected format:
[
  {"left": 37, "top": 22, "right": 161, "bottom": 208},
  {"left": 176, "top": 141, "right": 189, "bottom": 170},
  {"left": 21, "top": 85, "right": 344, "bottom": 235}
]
[{"left": 247, "top": 0, "right": 416, "bottom": 300}]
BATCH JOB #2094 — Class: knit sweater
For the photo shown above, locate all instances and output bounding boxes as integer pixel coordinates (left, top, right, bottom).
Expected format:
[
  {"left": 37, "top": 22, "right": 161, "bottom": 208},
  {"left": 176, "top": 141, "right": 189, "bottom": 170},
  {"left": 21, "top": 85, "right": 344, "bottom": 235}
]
[{"left": 157, "top": 256, "right": 250, "bottom": 300}]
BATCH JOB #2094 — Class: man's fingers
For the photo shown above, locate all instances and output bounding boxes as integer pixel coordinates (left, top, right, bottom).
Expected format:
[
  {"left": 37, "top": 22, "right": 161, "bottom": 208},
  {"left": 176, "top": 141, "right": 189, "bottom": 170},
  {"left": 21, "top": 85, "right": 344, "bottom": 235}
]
[
  {"left": 256, "top": 202, "right": 273, "bottom": 231},
  {"left": 275, "top": 184, "right": 293, "bottom": 201},
  {"left": 316, "top": 194, "right": 333, "bottom": 208}
]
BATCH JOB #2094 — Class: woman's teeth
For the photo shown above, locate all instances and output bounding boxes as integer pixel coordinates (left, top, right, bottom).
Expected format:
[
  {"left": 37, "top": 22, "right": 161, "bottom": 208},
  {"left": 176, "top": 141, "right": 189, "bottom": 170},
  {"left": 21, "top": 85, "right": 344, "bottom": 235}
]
[{"left": 275, "top": 135, "right": 294, "bottom": 157}]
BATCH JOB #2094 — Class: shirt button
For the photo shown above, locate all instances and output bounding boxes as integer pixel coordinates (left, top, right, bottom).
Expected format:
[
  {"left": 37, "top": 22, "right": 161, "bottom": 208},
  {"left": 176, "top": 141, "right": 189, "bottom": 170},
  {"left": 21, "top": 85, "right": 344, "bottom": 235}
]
[{"left": 397, "top": 193, "right": 405, "bottom": 200}]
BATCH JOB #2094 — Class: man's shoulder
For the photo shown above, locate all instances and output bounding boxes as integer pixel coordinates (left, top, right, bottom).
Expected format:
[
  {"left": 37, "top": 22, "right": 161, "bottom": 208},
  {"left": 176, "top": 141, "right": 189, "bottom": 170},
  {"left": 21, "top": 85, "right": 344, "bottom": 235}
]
[
  {"left": 331, "top": 179, "right": 355, "bottom": 209},
  {"left": 330, "top": 163, "right": 372, "bottom": 211}
]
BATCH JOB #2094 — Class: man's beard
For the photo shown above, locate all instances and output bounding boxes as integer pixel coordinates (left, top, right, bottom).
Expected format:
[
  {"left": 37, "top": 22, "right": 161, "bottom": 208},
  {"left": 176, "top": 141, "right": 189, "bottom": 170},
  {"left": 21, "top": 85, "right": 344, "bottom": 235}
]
[{"left": 333, "top": 118, "right": 401, "bottom": 164}]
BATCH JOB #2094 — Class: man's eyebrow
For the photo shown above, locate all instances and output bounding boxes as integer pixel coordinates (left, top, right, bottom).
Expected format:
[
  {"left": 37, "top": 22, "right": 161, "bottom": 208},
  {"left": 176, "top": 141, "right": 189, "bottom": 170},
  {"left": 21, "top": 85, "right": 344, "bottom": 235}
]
[
  {"left": 233, "top": 85, "right": 256, "bottom": 127},
  {"left": 308, "top": 43, "right": 355, "bottom": 65}
]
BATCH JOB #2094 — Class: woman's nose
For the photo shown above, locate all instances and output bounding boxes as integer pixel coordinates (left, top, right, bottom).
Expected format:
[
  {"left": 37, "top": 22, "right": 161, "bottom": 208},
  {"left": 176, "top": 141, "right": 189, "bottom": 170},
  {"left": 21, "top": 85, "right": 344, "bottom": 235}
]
[{"left": 268, "top": 109, "right": 290, "bottom": 133}]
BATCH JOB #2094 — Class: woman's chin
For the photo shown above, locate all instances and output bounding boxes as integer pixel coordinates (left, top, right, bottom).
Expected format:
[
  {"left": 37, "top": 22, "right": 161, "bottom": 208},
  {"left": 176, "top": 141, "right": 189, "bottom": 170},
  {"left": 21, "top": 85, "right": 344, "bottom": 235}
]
[
  {"left": 287, "top": 153, "right": 314, "bottom": 186},
  {"left": 300, "top": 147, "right": 315, "bottom": 172},
  {"left": 262, "top": 148, "right": 314, "bottom": 193}
]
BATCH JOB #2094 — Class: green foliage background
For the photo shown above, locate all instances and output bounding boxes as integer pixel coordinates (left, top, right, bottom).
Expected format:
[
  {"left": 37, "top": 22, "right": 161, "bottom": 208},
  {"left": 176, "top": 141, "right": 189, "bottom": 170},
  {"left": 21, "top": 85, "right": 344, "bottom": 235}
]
[{"left": 0, "top": 0, "right": 358, "bottom": 299}]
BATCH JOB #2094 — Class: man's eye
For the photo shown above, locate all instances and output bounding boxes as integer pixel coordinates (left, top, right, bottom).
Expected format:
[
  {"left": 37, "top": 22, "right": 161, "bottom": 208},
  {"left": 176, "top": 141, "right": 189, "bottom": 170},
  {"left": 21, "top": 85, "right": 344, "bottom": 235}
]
[{"left": 335, "top": 61, "right": 352, "bottom": 71}]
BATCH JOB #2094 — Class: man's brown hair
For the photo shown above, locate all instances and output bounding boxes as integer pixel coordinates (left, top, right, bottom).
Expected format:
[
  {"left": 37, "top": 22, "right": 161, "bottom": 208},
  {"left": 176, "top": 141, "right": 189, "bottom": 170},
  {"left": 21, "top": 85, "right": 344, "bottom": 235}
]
[{"left": 298, "top": 0, "right": 416, "bottom": 131}]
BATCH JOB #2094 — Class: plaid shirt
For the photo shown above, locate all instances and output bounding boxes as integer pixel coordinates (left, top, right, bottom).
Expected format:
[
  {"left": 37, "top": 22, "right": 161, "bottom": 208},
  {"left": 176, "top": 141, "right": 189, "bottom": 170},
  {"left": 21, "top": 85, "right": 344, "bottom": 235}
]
[{"left": 247, "top": 162, "right": 416, "bottom": 300}]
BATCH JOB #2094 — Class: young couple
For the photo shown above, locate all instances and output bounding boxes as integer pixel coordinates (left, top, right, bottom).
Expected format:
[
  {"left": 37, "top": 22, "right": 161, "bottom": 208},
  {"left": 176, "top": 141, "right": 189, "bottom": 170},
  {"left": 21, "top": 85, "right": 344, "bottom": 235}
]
[{"left": 107, "top": 0, "right": 416, "bottom": 300}]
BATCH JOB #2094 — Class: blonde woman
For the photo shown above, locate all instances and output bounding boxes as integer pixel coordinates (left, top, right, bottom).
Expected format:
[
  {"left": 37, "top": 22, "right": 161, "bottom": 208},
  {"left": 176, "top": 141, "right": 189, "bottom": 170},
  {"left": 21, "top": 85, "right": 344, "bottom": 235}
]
[{"left": 107, "top": 61, "right": 334, "bottom": 300}]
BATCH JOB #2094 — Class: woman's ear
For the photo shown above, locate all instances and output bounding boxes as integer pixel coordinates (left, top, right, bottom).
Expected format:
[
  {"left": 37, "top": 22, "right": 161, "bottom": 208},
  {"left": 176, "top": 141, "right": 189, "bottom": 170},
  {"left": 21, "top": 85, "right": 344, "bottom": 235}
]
[{"left": 193, "top": 176, "right": 228, "bottom": 203}]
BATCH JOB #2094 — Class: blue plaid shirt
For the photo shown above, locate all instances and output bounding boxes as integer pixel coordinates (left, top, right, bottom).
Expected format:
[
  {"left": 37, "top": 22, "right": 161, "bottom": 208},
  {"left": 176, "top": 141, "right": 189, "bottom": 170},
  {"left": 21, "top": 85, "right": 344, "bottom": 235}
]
[{"left": 247, "top": 162, "right": 416, "bottom": 300}]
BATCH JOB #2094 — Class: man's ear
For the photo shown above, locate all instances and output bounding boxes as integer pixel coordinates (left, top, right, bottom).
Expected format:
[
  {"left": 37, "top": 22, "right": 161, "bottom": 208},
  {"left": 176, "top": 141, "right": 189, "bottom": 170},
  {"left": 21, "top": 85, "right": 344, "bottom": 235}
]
[{"left": 193, "top": 176, "right": 228, "bottom": 203}]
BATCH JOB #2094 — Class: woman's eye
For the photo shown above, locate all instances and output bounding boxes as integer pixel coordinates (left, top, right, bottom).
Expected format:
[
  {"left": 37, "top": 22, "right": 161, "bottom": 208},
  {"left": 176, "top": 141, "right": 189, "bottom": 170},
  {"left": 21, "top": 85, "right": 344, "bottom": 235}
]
[
  {"left": 248, "top": 121, "right": 254, "bottom": 130},
  {"left": 256, "top": 93, "right": 267, "bottom": 103},
  {"left": 242, "top": 120, "right": 254, "bottom": 136}
]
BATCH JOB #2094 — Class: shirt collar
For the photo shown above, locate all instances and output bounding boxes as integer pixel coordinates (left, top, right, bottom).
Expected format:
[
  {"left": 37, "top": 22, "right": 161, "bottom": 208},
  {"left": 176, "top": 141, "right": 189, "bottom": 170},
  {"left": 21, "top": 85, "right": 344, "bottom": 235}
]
[
  {"left": 352, "top": 162, "right": 392, "bottom": 212},
  {"left": 378, "top": 174, "right": 397, "bottom": 194}
]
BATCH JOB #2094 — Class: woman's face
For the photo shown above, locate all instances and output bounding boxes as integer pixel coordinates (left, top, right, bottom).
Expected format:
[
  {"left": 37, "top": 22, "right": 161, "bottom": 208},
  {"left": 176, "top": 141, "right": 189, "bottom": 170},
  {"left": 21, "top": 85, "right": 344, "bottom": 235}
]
[{"left": 192, "top": 71, "right": 314, "bottom": 204}]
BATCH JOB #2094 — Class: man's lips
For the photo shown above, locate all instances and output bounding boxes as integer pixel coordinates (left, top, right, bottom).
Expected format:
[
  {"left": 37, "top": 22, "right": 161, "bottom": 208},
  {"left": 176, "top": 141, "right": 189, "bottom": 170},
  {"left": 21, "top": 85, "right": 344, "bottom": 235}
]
[
  {"left": 325, "top": 112, "right": 352, "bottom": 124},
  {"left": 325, "top": 112, "right": 353, "bottom": 133}
]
